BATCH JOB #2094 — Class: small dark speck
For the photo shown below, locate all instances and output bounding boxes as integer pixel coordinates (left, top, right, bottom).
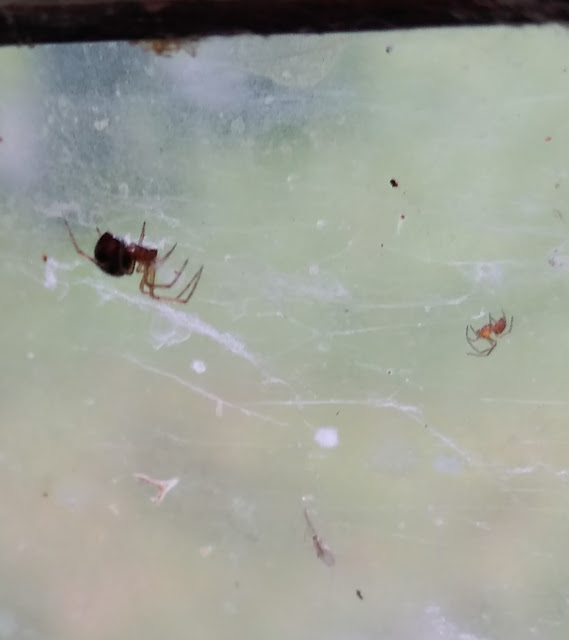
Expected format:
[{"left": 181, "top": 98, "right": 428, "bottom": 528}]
[
  {"left": 380, "top": 243, "right": 384, "bottom": 248},
  {"left": 344, "top": 308, "right": 349, "bottom": 313},
  {"left": 336, "top": 410, "right": 340, "bottom": 416},
  {"left": 387, "top": 370, "right": 392, "bottom": 375},
  {"left": 386, "top": 46, "right": 392, "bottom": 53},
  {"left": 356, "top": 589, "right": 364, "bottom": 600},
  {"left": 42, "top": 491, "right": 48, "bottom": 498},
  {"left": 41, "top": 253, "right": 48, "bottom": 262},
  {"left": 389, "top": 178, "right": 399, "bottom": 188},
  {"left": 424, "top": 424, "right": 428, "bottom": 428},
  {"left": 234, "top": 580, "right": 240, "bottom": 589}
]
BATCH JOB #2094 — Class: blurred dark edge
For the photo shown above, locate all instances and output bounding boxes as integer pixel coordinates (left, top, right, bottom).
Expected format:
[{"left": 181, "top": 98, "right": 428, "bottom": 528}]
[{"left": 0, "top": 0, "right": 568, "bottom": 46}]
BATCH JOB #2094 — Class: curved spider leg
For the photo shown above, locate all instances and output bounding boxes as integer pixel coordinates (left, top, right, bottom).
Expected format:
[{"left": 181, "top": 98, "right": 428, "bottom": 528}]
[
  {"left": 466, "top": 334, "right": 484, "bottom": 353},
  {"left": 466, "top": 335, "right": 478, "bottom": 351},
  {"left": 501, "top": 314, "right": 514, "bottom": 336},
  {"left": 140, "top": 261, "right": 202, "bottom": 304},
  {"left": 139, "top": 264, "right": 155, "bottom": 296},
  {"left": 143, "top": 264, "right": 203, "bottom": 304},
  {"left": 63, "top": 218, "right": 99, "bottom": 267},
  {"left": 467, "top": 337, "right": 497, "bottom": 357},
  {"left": 466, "top": 324, "right": 480, "bottom": 342},
  {"left": 150, "top": 259, "right": 189, "bottom": 289},
  {"left": 174, "top": 264, "right": 204, "bottom": 303},
  {"left": 138, "top": 221, "right": 147, "bottom": 244},
  {"left": 479, "top": 342, "right": 497, "bottom": 356},
  {"left": 154, "top": 242, "right": 177, "bottom": 267}
]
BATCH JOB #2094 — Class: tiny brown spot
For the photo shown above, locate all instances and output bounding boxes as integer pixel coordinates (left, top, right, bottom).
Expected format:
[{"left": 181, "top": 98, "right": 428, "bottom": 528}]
[
  {"left": 545, "top": 136, "right": 552, "bottom": 142},
  {"left": 42, "top": 491, "right": 48, "bottom": 498},
  {"left": 389, "top": 178, "right": 399, "bottom": 188},
  {"left": 356, "top": 589, "right": 364, "bottom": 600},
  {"left": 41, "top": 253, "right": 48, "bottom": 262},
  {"left": 400, "top": 214, "right": 406, "bottom": 220}
]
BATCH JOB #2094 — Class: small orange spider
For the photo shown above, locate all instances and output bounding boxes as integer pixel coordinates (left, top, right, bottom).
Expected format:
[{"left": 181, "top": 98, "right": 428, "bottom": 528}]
[
  {"left": 63, "top": 219, "right": 203, "bottom": 304},
  {"left": 466, "top": 311, "right": 513, "bottom": 357}
]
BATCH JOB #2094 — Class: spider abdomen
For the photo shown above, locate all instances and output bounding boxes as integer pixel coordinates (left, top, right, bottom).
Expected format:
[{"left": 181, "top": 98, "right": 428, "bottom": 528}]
[{"left": 94, "top": 233, "right": 135, "bottom": 276}]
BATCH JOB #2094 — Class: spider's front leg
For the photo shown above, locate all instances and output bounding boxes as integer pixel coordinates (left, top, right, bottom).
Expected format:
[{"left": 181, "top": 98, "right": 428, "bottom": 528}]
[
  {"left": 501, "top": 315, "right": 514, "bottom": 336},
  {"left": 467, "top": 337, "right": 497, "bottom": 357},
  {"left": 139, "top": 265, "right": 155, "bottom": 296}
]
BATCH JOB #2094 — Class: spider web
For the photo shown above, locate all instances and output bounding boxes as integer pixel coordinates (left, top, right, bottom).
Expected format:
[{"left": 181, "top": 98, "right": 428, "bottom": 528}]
[{"left": 1, "top": 28, "right": 569, "bottom": 640}]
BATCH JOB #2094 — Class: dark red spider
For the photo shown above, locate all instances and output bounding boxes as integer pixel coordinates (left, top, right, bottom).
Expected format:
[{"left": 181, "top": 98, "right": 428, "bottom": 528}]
[{"left": 64, "top": 219, "right": 203, "bottom": 304}]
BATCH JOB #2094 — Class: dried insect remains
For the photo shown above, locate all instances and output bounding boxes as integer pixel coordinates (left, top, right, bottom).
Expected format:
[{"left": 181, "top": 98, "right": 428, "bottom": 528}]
[{"left": 303, "top": 507, "right": 335, "bottom": 567}]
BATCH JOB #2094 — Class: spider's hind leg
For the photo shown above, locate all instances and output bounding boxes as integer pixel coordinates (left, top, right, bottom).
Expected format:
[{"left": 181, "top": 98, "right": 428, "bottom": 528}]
[
  {"left": 151, "top": 260, "right": 189, "bottom": 290},
  {"left": 467, "top": 338, "right": 497, "bottom": 357},
  {"left": 175, "top": 265, "right": 204, "bottom": 303}
]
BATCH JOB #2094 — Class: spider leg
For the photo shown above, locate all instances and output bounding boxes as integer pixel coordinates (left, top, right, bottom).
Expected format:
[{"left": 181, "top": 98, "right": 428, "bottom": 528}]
[
  {"left": 466, "top": 335, "right": 478, "bottom": 351},
  {"left": 142, "top": 264, "right": 203, "bottom": 304},
  {"left": 138, "top": 221, "right": 146, "bottom": 245},
  {"left": 466, "top": 325, "right": 475, "bottom": 340},
  {"left": 149, "top": 260, "right": 189, "bottom": 290},
  {"left": 155, "top": 243, "right": 178, "bottom": 267},
  {"left": 173, "top": 264, "right": 203, "bottom": 303},
  {"left": 139, "top": 264, "right": 155, "bottom": 295},
  {"left": 466, "top": 325, "right": 484, "bottom": 352},
  {"left": 466, "top": 336, "right": 489, "bottom": 354},
  {"left": 501, "top": 315, "right": 514, "bottom": 336},
  {"left": 468, "top": 345, "right": 496, "bottom": 357},
  {"left": 63, "top": 218, "right": 99, "bottom": 267},
  {"left": 467, "top": 337, "right": 497, "bottom": 357}
]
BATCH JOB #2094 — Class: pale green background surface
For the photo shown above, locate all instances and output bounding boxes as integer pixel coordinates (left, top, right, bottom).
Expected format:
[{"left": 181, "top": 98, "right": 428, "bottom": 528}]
[{"left": 1, "top": 26, "right": 569, "bottom": 639}]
